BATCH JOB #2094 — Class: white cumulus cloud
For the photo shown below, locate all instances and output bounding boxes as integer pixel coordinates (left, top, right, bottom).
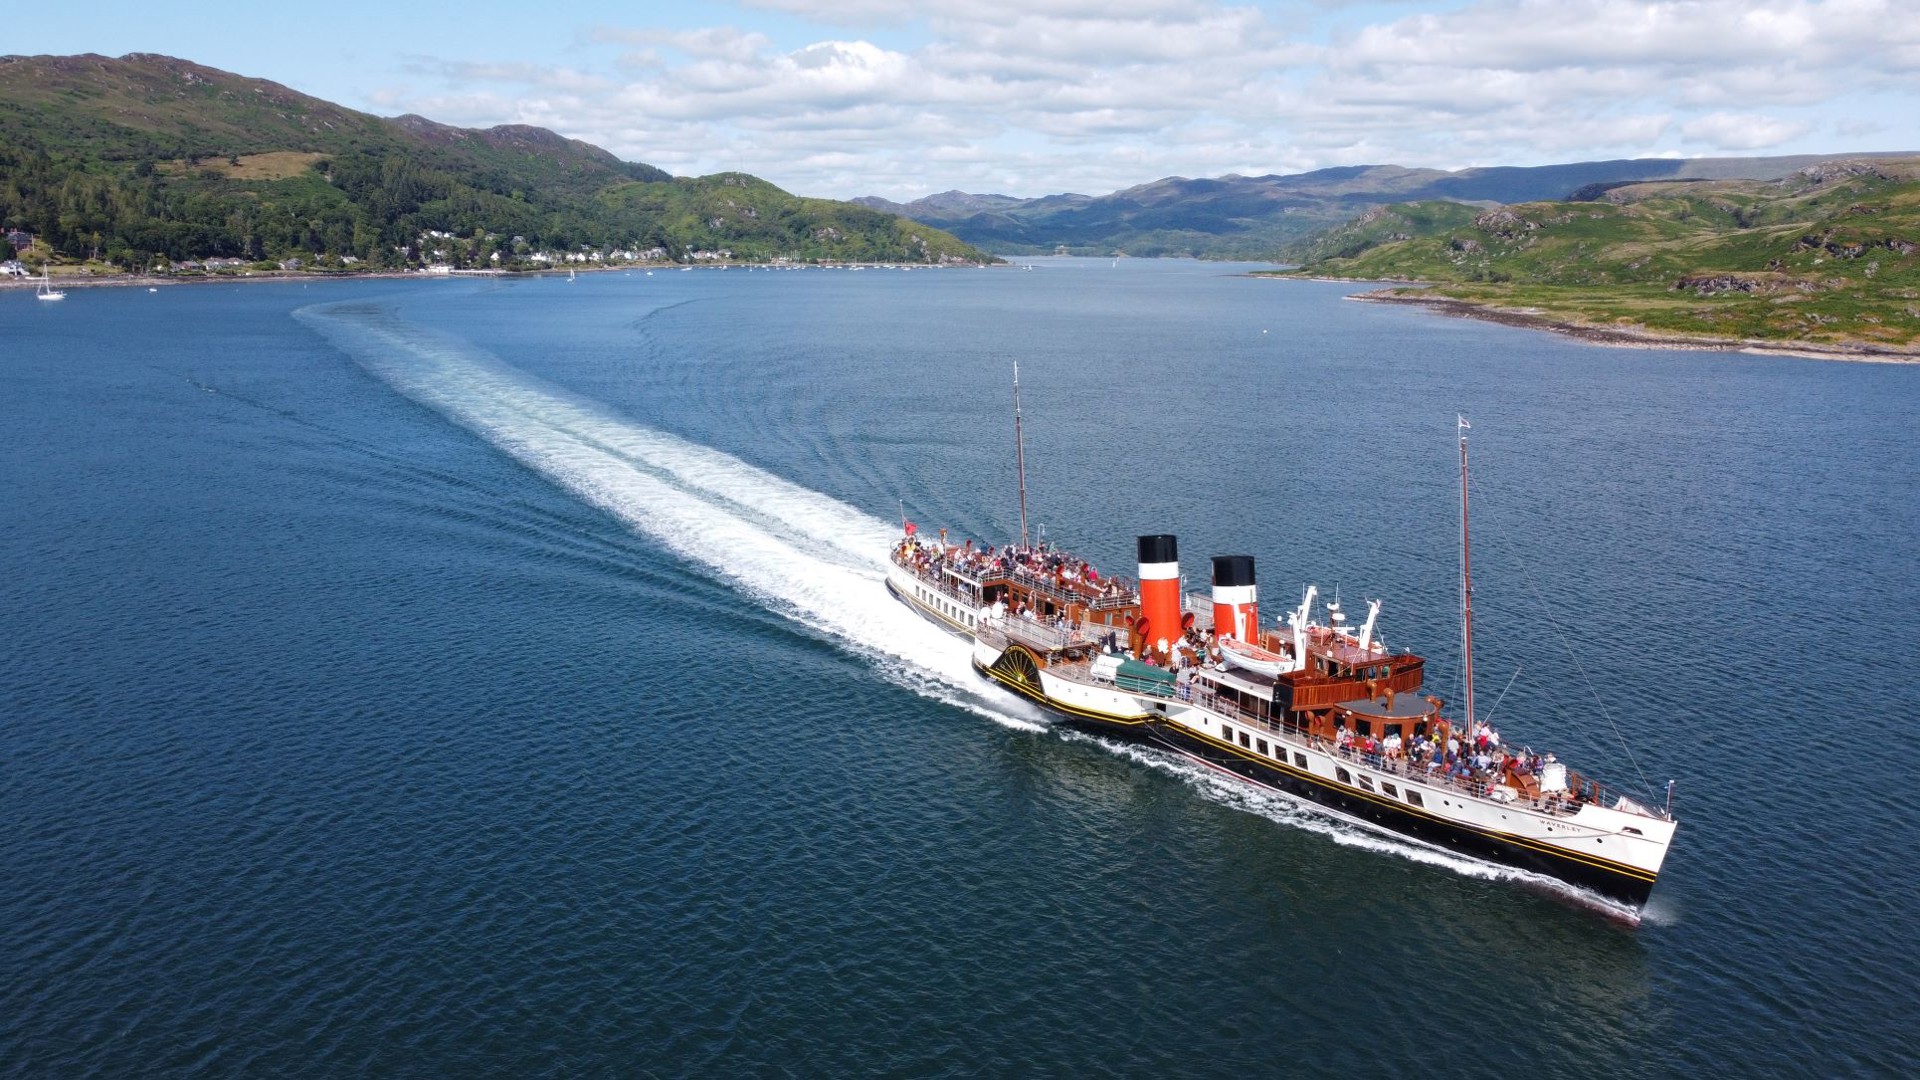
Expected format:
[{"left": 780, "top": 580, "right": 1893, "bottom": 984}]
[{"left": 358, "top": 0, "right": 1920, "bottom": 200}]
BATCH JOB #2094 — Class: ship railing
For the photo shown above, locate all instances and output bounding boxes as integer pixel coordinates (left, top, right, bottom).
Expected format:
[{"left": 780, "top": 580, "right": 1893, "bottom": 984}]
[
  {"left": 981, "top": 615, "right": 1102, "bottom": 655},
  {"left": 1182, "top": 593, "right": 1216, "bottom": 631},
  {"left": 1079, "top": 660, "right": 1179, "bottom": 700},
  {"left": 895, "top": 554, "right": 986, "bottom": 609},
  {"left": 1180, "top": 687, "right": 1663, "bottom": 819},
  {"left": 1007, "top": 567, "right": 1138, "bottom": 611},
  {"left": 1332, "top": 744, "right": 1657, "bottom": 816},
  {"left": 925, "top": 572, "right": 982, "bottom": 608},
  {"left": 894, "top": 541, "right": 1136, "bottom": 610}
]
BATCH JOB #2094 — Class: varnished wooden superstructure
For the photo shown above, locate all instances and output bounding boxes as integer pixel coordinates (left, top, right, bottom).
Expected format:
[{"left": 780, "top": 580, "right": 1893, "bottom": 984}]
[{"left": 887, "top": 534, "right": 1432, "bottom": 741}]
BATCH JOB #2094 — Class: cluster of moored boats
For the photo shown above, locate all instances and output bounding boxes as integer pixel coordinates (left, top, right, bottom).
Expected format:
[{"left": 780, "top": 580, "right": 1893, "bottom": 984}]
[{"left": 886, "top": 410, "right": 1677, "bottom": 912}]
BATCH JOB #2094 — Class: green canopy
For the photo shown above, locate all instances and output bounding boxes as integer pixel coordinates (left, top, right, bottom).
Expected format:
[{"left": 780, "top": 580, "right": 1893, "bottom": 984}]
[{"left": 1113, "top": 658, "right": 1177, "bottom": 694}]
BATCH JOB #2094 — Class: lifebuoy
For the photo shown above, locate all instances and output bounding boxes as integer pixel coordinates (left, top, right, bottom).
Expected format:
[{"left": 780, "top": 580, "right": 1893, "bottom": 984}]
[
  {"left": 1132, "top": 616, "right": 1150, "bottom": 636},
  {"left": 1181, "top": 612, "right": 1195, "bottom": 631}
]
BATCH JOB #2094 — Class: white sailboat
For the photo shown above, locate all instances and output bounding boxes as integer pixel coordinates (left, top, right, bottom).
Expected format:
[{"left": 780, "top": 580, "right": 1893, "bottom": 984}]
[{"left": 36, "top": 268, "right": 66, "bottom": 301}]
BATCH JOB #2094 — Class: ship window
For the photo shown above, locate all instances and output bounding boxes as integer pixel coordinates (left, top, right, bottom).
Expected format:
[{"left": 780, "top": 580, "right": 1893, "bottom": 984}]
[
  {"left": 1239, "top": 733, "right": 1251, "bottom": 749},
  {"left": 1382, "top": 783, "right": 1398, "bottom": 798},
  {"left": 1623, "top": 827, "right": 1644, "bottom": 836},
  {"left": 1337, "top": 767, "right": 1352, "bottom": 784},
  {"left": 1358, "top": 775, "right": 1374, "bottom": 792},
  {"left": 1356, "top": 719, "right": 1372, "bottom": 737},
  {"left": 1257, "top": 739, "right": 1268, "bottom": 756},
  {"left": 1406, "top": 791, "right": 1424, "bottom": 808},
  {"left": 1293, "top": 753, "right": 1308, "bottom": 768},
  {"left": 1221, "top": 725, "right": 1233, "bottom": 743}
]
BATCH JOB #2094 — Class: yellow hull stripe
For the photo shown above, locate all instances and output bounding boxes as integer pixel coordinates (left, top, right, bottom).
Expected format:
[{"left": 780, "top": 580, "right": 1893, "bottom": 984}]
[{"left": 976, "top": 661, "right": 1151, "bottom": 726}]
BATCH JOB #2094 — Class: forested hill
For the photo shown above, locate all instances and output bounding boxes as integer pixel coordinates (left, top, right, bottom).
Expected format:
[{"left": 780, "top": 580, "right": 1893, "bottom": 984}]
[{"left": 0, "top": 53, "right": 990, "bottom": 269}]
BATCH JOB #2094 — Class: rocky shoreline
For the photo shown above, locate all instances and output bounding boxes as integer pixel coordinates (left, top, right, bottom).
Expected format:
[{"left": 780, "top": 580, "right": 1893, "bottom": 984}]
[
  {"left": 2, "top": 260, "right": 1002, "bottom": 294},
  {"left": 0, "top": 269, "right": 434, "bottom": 291},
  {"left": 1342, "top": 285, "right": 1920, "bottom": 365}
]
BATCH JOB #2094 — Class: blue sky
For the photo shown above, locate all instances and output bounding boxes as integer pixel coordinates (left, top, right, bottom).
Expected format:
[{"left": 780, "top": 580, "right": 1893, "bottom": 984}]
[{"left": 11, "top": 1, "right": 1918, "bottom": 200}]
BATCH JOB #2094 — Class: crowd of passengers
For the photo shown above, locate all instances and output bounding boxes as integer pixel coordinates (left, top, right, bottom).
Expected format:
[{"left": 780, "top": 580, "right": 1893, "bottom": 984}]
[
  {"left": 896, "top": 535, "right": 1128, "bottom": 598},
  {"left": 1332, "top": 721, "right": 1578, "bottom": 807}
]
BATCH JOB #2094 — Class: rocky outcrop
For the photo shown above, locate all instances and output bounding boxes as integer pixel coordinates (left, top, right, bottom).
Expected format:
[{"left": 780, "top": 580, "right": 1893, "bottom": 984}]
[
  {"left": 1473, "top": 208, "right": 1538, "bottom": 239},
  {"left": 1673, "top": 273, "right": 1787, "bottom": 295}
]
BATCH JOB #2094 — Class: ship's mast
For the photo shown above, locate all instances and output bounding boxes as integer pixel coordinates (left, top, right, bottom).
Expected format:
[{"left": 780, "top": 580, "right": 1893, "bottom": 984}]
[
  {"left": 1459, "top": 415, "right": 1477, "bottom": 732},
  {"left": 1014, "top": 361, "right": 1030, "bottom": 549}
]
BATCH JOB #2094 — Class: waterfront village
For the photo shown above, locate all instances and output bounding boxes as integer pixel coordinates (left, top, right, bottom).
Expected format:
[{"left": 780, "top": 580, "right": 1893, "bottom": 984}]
[{"left": 2, "top": 226, "right": 986, "bottom": 283}]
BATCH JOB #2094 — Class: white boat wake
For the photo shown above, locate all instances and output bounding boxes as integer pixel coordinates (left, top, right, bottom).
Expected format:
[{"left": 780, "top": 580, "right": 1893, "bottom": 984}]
[
  {"left": 297, "top": 301, "right": 1042, "bottom": 733},
  {"left": 296, "top": 302, "right": 1644, "bottom": 919}
]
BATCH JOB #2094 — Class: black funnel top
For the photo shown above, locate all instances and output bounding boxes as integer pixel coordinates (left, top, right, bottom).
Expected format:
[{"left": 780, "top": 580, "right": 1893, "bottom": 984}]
[
  {"left": 1211, "top": 555, "right": 1256, "bottom": 587},
  {"left": 1137, "top": 534, "right": 1178, "bottom": 564}
]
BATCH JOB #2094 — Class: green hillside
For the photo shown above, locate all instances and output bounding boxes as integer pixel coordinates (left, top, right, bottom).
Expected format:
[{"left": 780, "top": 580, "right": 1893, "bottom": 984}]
[
  {"left": 0, "top": 52, "right": 990, "bottom": 269},
  {"left": 1270, "top": 160, "right": 1920, "bottom": 350},
  {"left": 856, "top": 154, "right": 1918, "bottom": 259}
]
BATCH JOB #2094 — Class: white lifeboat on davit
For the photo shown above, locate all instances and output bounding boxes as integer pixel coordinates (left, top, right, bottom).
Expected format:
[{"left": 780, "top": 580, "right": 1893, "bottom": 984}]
[{"left": 1217, "top": 636, "right": 1287, "bottom": 678}]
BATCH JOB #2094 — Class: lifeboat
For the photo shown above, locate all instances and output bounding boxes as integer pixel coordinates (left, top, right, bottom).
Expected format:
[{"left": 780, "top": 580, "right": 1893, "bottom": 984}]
[{"left": 1217, "top": 636, "right": 1288, "bottom": 678}]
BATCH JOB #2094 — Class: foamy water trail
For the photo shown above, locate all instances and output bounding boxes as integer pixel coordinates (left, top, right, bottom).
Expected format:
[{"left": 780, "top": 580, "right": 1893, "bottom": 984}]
[
  {"left": 297, "top": 303, "right": 1639, "bottom": 916},
  {"left": 297, "top": 302, "right": 1042, "bottom": 731}
]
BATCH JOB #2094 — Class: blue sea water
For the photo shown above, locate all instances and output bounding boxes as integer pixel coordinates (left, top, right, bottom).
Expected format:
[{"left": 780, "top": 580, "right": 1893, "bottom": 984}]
[{"left": 3, "top": 261, "right": 1917, "bottom": 1076}]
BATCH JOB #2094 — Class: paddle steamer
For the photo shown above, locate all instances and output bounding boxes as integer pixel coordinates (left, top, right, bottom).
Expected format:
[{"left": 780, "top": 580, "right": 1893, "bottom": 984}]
[{"left": 885, "top": 372, "right": 1678, "bottom": 911}]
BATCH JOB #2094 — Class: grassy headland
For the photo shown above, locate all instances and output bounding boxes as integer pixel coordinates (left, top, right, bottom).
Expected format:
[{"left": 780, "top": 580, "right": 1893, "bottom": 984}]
[{"left": 1262, "top": 159, "right": 1920, "bottom": 356}]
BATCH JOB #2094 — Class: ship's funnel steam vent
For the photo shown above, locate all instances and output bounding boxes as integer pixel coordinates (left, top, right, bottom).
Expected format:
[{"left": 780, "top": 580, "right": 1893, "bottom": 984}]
[
  {"left": 1210, "top": 555, "right": 1258, "bottom": 644},
  {"left": 1136, "top": 534, "right": 1181, "bottom": 659}
]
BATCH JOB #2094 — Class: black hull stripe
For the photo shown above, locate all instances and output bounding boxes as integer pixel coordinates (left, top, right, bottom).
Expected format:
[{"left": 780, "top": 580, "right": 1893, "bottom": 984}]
[
  {"left": 1151, "top": 725, "right": 1655, "bottom": 907},
  {"left": 1164, "top": 724, "right": 1655, "bottom": 883}
]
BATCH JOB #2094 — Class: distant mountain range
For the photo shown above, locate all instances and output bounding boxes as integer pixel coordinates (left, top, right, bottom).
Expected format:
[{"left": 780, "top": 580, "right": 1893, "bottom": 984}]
[
  {"left": 0, "top": 53, "right": 990, "bottom": 268},
  {"left": 857, "top": 154, "right": 1920, "bottom": 259}
]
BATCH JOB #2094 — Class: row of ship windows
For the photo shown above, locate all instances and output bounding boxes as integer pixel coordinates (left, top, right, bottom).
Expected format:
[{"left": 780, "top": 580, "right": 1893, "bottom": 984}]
[
  {"left": 1220, "top": 723, "right": 1425, "bottom": 808},
  {"left": 924, "top": 589, "right": 974, "bottom": 627}
]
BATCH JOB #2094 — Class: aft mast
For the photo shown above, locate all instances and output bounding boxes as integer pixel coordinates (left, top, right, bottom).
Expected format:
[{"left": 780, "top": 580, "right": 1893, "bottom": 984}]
[
  {"left": 1458, "top": 415, "right": 1477, "bottom": 732},
  {"left": 1013, "top": 361, "right": 1031, "bottom": 549}
]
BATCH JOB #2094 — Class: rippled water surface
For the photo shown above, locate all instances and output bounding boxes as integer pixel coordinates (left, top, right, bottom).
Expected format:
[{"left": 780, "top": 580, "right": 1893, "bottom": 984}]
[{"left": 4, "top": 262, "right": 1917, "bottom": 1076}]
